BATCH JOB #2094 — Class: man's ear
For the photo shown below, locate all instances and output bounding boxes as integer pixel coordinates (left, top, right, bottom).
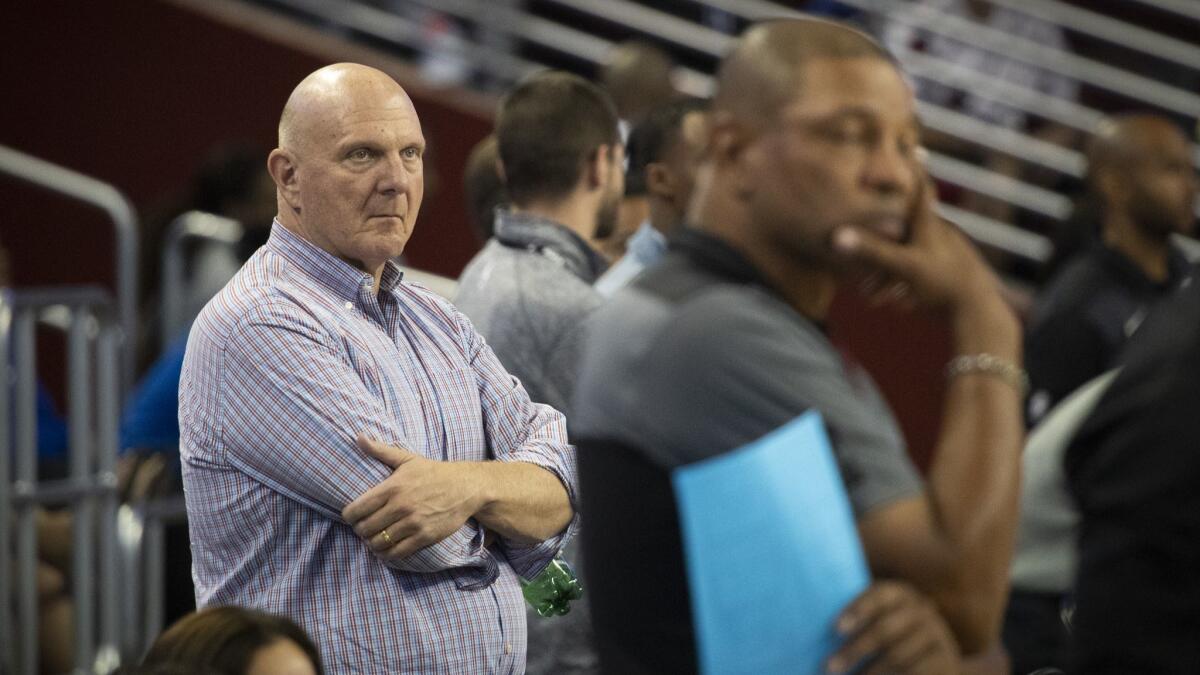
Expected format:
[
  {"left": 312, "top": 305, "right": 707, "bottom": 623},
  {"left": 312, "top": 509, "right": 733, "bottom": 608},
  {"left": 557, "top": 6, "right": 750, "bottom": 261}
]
[
  {"left": 1094, "top": 166, "right": 1126, "bottom": 209},
  {"left": 709, "top": 113, "right": 756, "bottom": 201},
  {"left": 708, "top": 111, "right": 748, "bottom": 168},
  {"left": 585, "top": 144, "right": 613, "bottom": 191},
  {"left": 645, "top": 162, "right": 673, "bottom": 200},
  {"left": 267, "top": 148, "right": 301, "bottom": 213}
]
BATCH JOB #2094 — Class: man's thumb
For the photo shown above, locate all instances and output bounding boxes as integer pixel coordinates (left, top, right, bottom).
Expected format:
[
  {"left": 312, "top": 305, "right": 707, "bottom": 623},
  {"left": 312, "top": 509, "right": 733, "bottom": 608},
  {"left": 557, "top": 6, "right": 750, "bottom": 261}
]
[
  {"left": 831, "top": 226, "right": 911, "bottom": 276},
  {"left": 356, "top": 434, "right": 416, "bottom": 468}
]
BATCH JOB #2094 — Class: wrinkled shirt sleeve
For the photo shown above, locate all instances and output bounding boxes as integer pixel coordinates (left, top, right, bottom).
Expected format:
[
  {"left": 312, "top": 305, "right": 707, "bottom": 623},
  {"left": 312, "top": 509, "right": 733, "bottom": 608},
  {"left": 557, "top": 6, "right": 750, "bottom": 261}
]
[
  {"left": 220, "top": 306, "right": 492, "bottom": 576},
  {"left": 455, "top": 309, "right": 580, "bottom": 579}
]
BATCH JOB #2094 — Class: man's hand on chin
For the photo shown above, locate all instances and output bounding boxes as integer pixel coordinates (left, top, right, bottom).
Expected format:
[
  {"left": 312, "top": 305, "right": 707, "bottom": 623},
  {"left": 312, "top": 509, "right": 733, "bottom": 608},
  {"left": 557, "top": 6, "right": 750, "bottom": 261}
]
[{"left": 342, "top": 435, "right": 484, "bottom": 560}]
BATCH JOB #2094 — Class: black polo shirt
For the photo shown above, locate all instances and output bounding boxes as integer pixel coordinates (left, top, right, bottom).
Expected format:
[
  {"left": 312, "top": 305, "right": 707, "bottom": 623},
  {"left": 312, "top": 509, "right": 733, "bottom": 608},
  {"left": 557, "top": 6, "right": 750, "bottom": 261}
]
[
  {"left": 1024, "top": 243, "right": 1193, "bottom": 425},
  {"left": 1065, "top": 280, "right": 1200, "bottom": 673}
]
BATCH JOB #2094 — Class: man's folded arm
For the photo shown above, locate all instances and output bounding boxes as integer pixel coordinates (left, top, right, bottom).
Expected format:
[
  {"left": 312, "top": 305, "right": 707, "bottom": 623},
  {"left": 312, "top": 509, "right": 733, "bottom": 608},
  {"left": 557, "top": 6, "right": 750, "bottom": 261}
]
[
  {"left": 220, "top": 313, "right": 488, "bottom": 574},
  {"left": 458, "top": 309, "right": 579, "bottom": 579}
]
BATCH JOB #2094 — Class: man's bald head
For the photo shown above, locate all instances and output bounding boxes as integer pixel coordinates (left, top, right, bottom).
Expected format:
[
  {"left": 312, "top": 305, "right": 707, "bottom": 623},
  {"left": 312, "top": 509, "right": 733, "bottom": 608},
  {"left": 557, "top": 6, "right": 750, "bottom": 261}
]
[
  {"left": 267, "top": 63, "right": 426, "bottom": 279},
  {"left": 1088, "top": 114, "right": 1190, "bottom": 182},
  {"left": 1087, "top": 113, "right": 1197, "bottom": 239},
  {"left": 601, "top": 41, "right": 677, "bottom": 123},
  {"left": 278, "top": 63, "right": 415, "bottom": 155},
  {"left": 712, "top": 18, "right": 894, "bottom": 128}
]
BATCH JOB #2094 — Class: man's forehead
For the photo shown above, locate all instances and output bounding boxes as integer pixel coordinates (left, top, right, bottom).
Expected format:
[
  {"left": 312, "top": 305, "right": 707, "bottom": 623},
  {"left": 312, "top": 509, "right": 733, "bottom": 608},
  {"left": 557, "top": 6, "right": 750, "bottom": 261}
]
[{"left": 779, "top": 57, "right": 914, "bottom": 122}]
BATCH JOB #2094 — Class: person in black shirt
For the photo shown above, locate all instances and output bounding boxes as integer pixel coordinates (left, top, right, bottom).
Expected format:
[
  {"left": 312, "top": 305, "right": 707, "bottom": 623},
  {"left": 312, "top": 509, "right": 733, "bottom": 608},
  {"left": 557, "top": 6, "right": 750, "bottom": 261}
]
[
  {"left": 1024, "top": 114, "right": 1197, "bottom": 426},
  {"left": 1064, "top": 279, "right": 1200, "bottom": 673}
]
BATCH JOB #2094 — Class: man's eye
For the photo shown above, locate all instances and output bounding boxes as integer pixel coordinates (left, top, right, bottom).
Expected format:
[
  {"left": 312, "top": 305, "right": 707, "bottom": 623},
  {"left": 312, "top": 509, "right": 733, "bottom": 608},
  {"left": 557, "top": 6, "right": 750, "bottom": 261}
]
[
  {"left": 820, "top": 124, "right": 868, "bottom": 145},
  {"left": 402, "top": 147, "right": 421, "bottom": 159},
  {"left": 349, "top": 148, "right": 372, "bottom": 161}
]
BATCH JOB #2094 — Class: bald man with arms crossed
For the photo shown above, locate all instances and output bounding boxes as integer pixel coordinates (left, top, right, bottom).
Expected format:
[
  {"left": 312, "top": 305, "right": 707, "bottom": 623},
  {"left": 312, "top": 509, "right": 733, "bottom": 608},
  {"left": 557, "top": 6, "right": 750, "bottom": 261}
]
[
  {"left": 179, "top": 64, "right": 577, "bottom": 673},
  {"left": 575, "top": 18, "right": 1022, "bottom": 673}
]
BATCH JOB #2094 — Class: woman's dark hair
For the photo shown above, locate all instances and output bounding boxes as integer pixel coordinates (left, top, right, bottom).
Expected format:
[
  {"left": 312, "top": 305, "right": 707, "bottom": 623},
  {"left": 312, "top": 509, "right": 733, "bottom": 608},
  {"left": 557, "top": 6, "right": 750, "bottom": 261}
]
[{"left": 141, "top": 606, "right": 323, "bottom": 675}]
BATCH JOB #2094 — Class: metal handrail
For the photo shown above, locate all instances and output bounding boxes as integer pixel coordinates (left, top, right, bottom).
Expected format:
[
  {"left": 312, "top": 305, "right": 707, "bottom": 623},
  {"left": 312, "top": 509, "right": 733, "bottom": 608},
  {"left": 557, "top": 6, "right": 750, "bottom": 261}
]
[
  {"left": 545, "top": 0, "right": 735, "bottom": 56},
  {"left": 0, "top": 144, "right": 139, "bottom": 393},
  {"left": 160, "top": 211, "right": 242, "bottom": 348},
  {"left": 939, "top": 203, "right": 1052, "bottom": 263},
  {"left": 983, "top": 0, "right": 1200, "bottom": 72},
  {"left": 0, "top": 287, "right": 122, "bottom": 675},
  {"left": 896, "top": 46, "right": 1107, "bottom": 135},
  {"left": 925, "top": 152, "right": 1073, "bottom": 220},
  {"left": 916, "top": 102, "right": 1086, "bottom": 178},
  {"left": 700, "top": 0, "right": 1200, "bottom": 119},
  {"left": 1128, "top": 0, "right": 1200, "bottom": 23}
]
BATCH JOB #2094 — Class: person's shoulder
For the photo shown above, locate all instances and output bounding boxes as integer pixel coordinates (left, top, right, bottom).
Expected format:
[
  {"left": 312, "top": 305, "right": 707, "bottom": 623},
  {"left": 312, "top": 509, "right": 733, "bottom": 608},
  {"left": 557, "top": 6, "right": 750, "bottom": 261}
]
[
  {"left": 190, "top": 249, "right": 327, "bottom": 349},
  {"left": 1028, "top": 251, "right": 1111, "bottom": 326}
]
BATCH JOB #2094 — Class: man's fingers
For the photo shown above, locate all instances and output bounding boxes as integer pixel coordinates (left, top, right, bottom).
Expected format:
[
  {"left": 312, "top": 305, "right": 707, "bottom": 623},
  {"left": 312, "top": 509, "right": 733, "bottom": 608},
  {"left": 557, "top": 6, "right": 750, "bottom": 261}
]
[
  {"left": 378, "top": 527, "right": 438, "bottom": 560},
  {"left": 356, "top": 434, "right": 418, "bottom": 468},
  {"left": 832, "top": 227, "right": 915, "bottom": 280},
  {"left": 830, "top": 600, "right": 917, "bottom": 673},
  {"left": 342, "top": 488, "right": 388, "bottom": 524},
  {"left": 368, "top": 521, "right": 420, "bottom": 552},
  {"left": 353, "top": 504, "right": 412, "bottom": 539}
]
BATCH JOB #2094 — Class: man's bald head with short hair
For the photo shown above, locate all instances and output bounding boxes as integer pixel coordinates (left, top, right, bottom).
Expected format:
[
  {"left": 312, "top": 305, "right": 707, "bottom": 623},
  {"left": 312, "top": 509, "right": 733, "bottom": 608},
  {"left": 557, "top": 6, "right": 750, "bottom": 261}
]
[
  {"left": 277, "top": 63, "right": 417, "bottom": 156},
  {"left": 711, "top": 18, "right": 895, "bottom": 130},
  {"left": 1087, "top": 114, "right": 1189, "bottom": 184},
  {"left": 267, "top": 63, "right": 426, "bottom": 284}
]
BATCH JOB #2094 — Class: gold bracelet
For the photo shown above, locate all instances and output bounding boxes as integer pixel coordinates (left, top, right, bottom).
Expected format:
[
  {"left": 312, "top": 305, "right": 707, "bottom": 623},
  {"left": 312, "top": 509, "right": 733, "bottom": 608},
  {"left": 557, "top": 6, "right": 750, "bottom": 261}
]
[{"left": 945, "top": 353, "right": 1028, "bottom": 395}]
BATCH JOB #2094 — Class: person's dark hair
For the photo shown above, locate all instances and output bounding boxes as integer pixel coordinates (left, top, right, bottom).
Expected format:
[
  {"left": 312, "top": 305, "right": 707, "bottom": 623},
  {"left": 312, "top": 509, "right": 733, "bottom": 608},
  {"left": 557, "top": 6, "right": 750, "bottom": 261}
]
[
  {"left": 496, "top": 71, "right": 621, "bottom": 206},
  {"left": 141, "top": 606, "right": 323, "bottom": 675},
  {"left": 625, "top": 97, "right": 709, "bottom": 197},
  {"left": 463, "top": 134, "right": 507, "bottom": 242}
]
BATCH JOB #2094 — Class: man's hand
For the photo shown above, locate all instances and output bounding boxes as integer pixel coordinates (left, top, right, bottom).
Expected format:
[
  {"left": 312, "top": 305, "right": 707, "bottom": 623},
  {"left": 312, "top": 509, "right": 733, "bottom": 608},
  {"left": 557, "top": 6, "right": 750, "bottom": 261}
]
[
  {"left": 827, "top": 581, "right": 960, "bottom": 675},
  {"left": 831, "top": 174, "right": 1002, "bottom": 316},
  {"left": 342, "top": 435, "right": 483, "bottom": 561}
]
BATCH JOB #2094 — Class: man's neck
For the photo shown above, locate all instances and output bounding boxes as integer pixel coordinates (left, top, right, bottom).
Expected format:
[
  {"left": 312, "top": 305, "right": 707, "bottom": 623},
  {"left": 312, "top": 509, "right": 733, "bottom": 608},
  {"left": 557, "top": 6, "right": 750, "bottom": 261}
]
[
  {"left": 510, "top": 200, "right": 599, "bottom": 250},
  {"left": 694, "top": 208, "right": 835, "bottom": 321},
  {"left": 278, "top": 213, "right": 386, "bottom": 294},
  {"left": 1103, "top": 214, "right": 1172, "bottom": 283},
  {"left": 648, "top": 199, "right": 683, "bottom": 237}
]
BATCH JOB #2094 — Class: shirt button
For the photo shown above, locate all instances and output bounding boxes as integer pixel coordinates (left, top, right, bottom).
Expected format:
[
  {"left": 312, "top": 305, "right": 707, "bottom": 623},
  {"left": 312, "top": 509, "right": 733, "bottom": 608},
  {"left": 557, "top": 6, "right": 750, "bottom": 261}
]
[{"left": 344, "top": 301, "right": 353, "bottom": 310}]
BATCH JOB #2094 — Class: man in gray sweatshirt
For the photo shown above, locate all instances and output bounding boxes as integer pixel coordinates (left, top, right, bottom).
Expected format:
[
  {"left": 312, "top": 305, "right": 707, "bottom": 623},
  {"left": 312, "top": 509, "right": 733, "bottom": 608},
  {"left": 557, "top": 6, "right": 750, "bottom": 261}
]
[
  {"left": 453, "top": 70, "right": 624, "bottom": 674},
  {"left": 456, "top": 71, "right": 622, "bottom": 416}
]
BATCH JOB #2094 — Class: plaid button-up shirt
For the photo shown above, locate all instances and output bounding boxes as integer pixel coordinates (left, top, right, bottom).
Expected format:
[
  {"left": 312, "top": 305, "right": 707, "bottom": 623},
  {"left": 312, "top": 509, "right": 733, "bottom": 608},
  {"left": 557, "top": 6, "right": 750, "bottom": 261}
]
[{"left": 180, "top": 223, "right": 578, "bottom": 673}]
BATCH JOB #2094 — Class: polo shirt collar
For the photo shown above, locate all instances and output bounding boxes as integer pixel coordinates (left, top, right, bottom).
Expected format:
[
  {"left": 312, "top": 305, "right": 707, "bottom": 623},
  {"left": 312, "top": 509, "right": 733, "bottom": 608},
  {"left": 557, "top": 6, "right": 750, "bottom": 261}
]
[
  {"left": 1097, "top": 242, "right": 1193, "bottom": 294},
  {"left": 669, "top": 227, "right": 770, "bottom": 288},
  {"left": 266, "top": 221, "right": 404, "bottom": 302},
  {"left": 493, "top": 209, "right": 608, "bottom": 283}
]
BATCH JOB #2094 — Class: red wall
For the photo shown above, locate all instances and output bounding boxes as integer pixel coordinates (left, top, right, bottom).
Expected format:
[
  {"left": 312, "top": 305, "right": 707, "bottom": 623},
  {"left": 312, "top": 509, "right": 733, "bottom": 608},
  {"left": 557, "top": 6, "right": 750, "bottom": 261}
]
[{"left": 0, "top": 0, "right": 492, "bottom": 292}]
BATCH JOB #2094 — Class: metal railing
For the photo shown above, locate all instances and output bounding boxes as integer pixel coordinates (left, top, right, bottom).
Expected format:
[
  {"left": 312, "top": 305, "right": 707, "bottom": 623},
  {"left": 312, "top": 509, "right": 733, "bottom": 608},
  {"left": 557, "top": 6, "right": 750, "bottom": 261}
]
[
  {"left": 0, "top": 145, "right": 140, "bottom": 393},
  {"left": 0, "top": 286, "right": 123, "bottom": 675},
  {"left": 255, "top": 0, "right": 1200, "bottom": 264},
  {"left": 160, "top": 211, "right": 243, "bottom": 348},
  {"left": 983, "top": 0, "right": 1200, "bottom": 71}
]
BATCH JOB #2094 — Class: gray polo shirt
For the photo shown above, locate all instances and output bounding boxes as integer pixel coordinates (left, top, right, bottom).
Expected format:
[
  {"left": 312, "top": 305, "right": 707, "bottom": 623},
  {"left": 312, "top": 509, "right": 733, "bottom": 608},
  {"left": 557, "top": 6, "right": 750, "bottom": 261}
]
[
  {"left": 574, "top": 229, "right": 922, "bottom": 516},
  {"left": 455, "top": 209, "right": 607, "bottom": 415}
]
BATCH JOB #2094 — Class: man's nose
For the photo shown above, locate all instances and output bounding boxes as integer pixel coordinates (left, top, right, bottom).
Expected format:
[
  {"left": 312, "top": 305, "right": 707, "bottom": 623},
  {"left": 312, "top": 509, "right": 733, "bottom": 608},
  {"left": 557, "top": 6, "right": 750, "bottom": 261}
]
[
  {"left": 863, "top": 141, "right": 914, "bottom": 197},
  {"left": 378, "top": 152, "right": 412, "bottom": 194}
]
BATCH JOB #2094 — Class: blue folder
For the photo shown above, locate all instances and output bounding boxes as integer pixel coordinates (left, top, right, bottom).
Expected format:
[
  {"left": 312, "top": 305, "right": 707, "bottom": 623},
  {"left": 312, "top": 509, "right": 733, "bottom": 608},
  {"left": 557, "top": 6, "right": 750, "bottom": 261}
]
[{"left": 672, "top": 411, "right": 870, "bottom": 674}]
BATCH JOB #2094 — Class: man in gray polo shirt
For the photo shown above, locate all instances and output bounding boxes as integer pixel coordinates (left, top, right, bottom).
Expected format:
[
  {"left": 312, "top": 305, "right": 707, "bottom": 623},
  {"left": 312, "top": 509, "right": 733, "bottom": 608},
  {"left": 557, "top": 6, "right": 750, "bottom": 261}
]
[
  {"left": 575, "top": 18, "right": 1024, "bottom": 673},
  {"left": 454, "top": 71, "right": 624, "bottom": 675}
]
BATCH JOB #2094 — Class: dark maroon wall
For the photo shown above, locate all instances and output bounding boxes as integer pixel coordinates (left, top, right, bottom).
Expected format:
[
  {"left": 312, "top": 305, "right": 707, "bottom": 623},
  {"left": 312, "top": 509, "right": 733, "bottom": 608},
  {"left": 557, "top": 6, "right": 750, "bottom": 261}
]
[{"left": 0, "top": 0, "right": 491, "bottom": 293}]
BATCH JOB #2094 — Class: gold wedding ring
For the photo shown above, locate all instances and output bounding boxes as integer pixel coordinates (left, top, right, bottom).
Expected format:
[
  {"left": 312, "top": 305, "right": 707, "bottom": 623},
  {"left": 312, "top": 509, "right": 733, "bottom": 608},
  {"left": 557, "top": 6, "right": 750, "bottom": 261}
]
[{"left": 380, "top": 528, "right": 393, "bottom": 545}]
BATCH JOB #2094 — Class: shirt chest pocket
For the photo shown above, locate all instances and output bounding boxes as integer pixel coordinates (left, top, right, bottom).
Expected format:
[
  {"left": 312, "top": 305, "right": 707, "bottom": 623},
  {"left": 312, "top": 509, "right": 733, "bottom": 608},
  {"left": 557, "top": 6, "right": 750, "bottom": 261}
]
[{"left": 433, "top": 367, "right": 489, "bottom": 462}]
